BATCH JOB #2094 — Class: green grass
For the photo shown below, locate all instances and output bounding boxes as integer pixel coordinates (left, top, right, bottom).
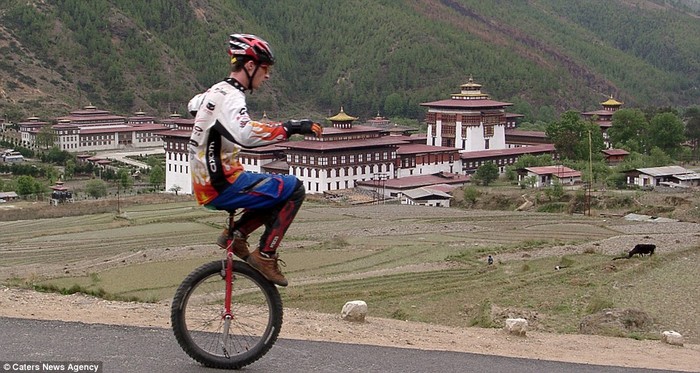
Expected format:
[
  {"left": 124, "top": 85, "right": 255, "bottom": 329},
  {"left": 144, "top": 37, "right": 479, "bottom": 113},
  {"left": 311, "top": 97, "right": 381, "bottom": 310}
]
[{"left": 33, "top": 256, "right": 218, "bottom": 302}]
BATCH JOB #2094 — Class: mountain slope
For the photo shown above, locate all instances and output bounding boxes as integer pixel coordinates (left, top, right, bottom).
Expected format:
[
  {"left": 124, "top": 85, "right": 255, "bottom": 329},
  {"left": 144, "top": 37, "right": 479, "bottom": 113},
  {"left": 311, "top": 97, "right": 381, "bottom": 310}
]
[{"left": 0, "top": 0, "right": 698, "bottom": 122}]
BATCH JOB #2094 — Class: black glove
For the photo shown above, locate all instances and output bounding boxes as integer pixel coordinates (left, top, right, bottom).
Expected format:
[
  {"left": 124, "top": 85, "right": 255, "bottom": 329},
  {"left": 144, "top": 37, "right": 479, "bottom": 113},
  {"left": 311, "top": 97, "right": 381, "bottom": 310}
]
[{"left": 283, "top": 119, "right": 323, "bottom": 137}]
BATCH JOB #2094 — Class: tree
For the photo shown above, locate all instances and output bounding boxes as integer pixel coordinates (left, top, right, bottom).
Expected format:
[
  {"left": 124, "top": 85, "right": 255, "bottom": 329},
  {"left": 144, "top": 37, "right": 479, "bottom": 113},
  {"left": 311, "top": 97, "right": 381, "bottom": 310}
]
[
  {"left": 546, "top": 111, "right": 604, "bottom": 160},
  {"left": 41, "top": 165, "right": 59, "bottom": 185},
  {"left": 64, "top": 159, "right": 76, "bottom": 180},
  {"left": 545, "top": 110, "right": 581, "bottom": 158},
  {"left": 149, "top": 165, "right": 165, "bottom": 190},
  {"left": 648, "top": 112, "right": 685, "bottom": 158},
  {"left": 462, "top": 186, "right": 480, "bottom": 206},
  {"left": 608, "top": 109, "right": 649, "bottom": 153},
  {"left": 383, "top": 93, "right": 405, "bottom": 117},
  {"left": 605, "top": 171, "right": 627, "bottom": 189},
  {"left": 683, "top": 107, "right": 700, "bottom": 151},
  {"left": 15, "top": 175, "right": 43, "bottom": 196},
  {"left": 84, "top": 179, "right": 107, "bottom": 199},
  {"left": 473, "top": 162, "right": 499, "bottom": 186},
  {"left": 43, "top": 146, "right": 72, "bottom": 165},
  {"left": 544, "top": 180, "right": 565, "bottom": 201},
  {"left": 117, "top": 168, "right": 133, "bottom": 190},
  {"left": 35, "top": 126, "right": 56, "bottom": 150},
  {"left": 522, "top": 175, "right": 537, "bottom": 188},
  {"left": 169, "top": 184, "right": 182, "bottom": 195},
  {"left": 648, "top": 147, "right": 673, "bottom": 167}
]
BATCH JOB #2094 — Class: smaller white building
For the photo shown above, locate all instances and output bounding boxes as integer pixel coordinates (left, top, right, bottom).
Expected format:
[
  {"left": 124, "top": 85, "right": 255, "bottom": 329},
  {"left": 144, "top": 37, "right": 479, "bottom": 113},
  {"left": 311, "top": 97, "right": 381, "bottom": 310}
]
[
  {"left": 1, "top": 150, "right": 24, "bottom": 163},
  {"left": 517, "top": 165, "right": 582, "bottom": 188},
  {"left": 625, "top": 166, "right": 700, "bottom": 188},
  {"left": 357, "top": 173, "right": 469, "bottom": 199},
  {"left": 401, "top": 187, "right": 453, "bottom": 207}
]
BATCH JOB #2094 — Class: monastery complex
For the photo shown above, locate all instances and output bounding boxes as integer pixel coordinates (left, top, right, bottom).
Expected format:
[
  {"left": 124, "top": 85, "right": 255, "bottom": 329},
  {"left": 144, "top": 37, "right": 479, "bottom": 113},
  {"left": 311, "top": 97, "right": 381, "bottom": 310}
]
[{"left": 7, "top": 77, "right": 627, "bottom": 201}]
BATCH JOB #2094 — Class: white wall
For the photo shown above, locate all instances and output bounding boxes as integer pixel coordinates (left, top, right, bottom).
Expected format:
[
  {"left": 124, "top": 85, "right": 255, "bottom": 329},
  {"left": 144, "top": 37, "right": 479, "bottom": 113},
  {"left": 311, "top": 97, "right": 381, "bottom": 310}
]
[{"left": 165, "top": 151, "right": 192, "bottom": 194}]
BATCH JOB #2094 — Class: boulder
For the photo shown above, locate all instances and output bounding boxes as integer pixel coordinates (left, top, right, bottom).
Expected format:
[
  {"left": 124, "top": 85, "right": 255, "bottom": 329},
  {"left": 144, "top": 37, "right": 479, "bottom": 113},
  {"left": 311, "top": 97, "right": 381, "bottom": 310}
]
[
  {"left": 341, "top": 300, "right": 368, "bottom": 322},
  {"left": 505, "top": 318, "right": 528, "bottom": 336},
  {"left": 661, "top": 331, "right": 684, "bottom": 346}
]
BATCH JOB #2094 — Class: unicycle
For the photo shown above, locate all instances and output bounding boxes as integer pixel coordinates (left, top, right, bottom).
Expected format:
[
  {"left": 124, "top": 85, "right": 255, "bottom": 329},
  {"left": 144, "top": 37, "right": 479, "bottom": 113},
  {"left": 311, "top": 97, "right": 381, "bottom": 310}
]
[{"left": 171, "top": 212, "right": 283, "bottom": 369}]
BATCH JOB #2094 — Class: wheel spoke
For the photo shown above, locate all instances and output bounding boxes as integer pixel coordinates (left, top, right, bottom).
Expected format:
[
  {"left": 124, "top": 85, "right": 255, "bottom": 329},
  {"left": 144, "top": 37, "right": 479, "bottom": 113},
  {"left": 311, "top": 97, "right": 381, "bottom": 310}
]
[{"left": 171, "top": 261, "right": 282, "bottom": 369}]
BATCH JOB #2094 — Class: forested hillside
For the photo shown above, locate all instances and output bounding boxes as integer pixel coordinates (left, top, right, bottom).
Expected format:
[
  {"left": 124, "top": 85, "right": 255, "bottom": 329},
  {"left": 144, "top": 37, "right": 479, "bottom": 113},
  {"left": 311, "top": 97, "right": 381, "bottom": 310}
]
[{"left": 0, "top": 0, "right": 698, "bottom": 123}]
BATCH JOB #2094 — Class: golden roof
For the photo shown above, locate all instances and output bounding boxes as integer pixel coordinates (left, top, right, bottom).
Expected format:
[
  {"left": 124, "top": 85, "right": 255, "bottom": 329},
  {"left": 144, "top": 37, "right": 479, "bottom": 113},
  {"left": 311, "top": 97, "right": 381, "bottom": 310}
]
[
  {"left": 601, "top": 96, "right": 623, "bottom": 106},
  {"left": 460, "top": 76, "right": 482, "bottom": 89},
  {"left": 326, "top": 107, "right": 358, "bottom": 122}
]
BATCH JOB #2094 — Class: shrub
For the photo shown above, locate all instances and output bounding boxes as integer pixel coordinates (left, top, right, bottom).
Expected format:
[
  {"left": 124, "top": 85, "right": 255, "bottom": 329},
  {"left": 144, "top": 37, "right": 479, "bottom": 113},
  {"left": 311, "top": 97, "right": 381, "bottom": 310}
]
[
  {"left": 537, "top": 202, "right": 567, "bottom": 213},
  {"left": 468, "top": 300, "right": 494, "bottom": 328},
  {"left": 585, "top": 295, "right": 614, "bottom": 314},
  {"left": 463, "top": 186, "right": 480, "bottom": 205}
]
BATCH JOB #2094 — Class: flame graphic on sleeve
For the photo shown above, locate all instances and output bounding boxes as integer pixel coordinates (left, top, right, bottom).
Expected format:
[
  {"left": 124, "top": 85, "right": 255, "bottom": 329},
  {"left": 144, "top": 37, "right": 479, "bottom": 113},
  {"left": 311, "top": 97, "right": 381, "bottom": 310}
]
[{"left": 250, "top": 122, "right": 287, "bottom": 142}]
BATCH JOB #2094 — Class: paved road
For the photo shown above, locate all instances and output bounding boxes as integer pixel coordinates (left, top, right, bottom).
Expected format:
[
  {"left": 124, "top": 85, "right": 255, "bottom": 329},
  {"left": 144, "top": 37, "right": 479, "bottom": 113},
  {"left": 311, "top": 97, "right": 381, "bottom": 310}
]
[
  {"left": 0, "top": 317, "right": 685, "bottom": 373},
  {"left": 95, "top": 148, "right": 164, "bottom": 170}
]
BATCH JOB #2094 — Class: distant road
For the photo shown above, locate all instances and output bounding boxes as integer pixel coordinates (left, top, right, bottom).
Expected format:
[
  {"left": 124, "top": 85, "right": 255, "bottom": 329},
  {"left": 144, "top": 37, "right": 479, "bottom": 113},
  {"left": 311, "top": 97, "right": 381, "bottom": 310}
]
[
  {"left": 0, "top": 317, "right": 683, "bottom": 373},
  {"left": 95, "top": 147, "right": 164, "bottom": 170}
]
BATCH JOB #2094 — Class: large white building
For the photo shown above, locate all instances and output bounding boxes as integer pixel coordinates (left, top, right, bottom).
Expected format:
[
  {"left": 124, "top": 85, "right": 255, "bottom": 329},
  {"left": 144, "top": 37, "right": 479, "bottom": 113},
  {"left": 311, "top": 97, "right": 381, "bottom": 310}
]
[
  {"left": 159, "top": 78, "right": 558, "bottom": 196},
  {"left": 422, "top": 77, "right": 511, "bottom": 152},
  {"left": 156, "top": 117, "right": 194, "bottom": 194},
  {"left": 158, "top": 108, "right": 464, "bottom": 195},
  {"left": 19, "top": 106, "right": 168, "bottom": 153}
]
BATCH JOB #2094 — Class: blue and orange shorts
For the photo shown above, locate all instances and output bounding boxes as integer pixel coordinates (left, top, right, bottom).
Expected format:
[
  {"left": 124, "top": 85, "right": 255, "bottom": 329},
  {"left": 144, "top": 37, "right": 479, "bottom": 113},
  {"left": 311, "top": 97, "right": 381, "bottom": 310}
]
[{"left": 206, "top": 172, "right": 299, "bottom": 211}]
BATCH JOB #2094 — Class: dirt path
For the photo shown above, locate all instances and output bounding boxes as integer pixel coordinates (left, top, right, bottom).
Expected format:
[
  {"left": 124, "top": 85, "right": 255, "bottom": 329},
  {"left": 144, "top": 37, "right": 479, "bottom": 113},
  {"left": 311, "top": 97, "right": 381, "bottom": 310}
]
[{"left": 0, "top": 285, "right": 698, "bottom": 372}]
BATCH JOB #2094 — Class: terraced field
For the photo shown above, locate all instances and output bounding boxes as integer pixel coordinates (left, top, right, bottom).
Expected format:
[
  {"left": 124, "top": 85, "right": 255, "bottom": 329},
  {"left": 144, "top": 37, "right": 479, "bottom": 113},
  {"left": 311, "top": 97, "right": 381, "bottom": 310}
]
[{"left": 1, "top": 200, "right": 699, "bottom": 343}]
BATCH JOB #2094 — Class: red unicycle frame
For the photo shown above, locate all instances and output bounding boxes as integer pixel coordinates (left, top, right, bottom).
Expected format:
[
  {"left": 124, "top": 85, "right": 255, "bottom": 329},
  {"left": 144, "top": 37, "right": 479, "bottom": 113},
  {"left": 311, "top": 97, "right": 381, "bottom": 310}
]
[{"left": 171, "top": 211, "right": 283, "bottom": 369}]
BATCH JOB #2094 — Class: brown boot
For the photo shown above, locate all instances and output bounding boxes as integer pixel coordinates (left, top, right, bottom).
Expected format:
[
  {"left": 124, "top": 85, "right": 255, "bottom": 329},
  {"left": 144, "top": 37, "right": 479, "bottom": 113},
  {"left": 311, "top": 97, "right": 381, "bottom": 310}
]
[
  {"left": 216, "top": 229, "right": 250, "bottom": 260},
  {"left": 246, "top": 249, "right": 288, "bottom": 286}
]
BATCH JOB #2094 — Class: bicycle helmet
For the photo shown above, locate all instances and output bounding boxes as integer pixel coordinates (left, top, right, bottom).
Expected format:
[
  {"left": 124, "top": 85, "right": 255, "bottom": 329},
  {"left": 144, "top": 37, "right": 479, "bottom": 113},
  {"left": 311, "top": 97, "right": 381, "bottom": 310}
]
[{"left": 228, "top": 33, "right": 275, "bottom": 66}]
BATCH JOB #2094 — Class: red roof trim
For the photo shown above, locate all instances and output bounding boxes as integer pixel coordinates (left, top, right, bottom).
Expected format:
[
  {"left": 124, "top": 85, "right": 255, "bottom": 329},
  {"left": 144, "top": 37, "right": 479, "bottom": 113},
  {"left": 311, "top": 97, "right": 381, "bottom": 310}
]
[
  {"left": 357, "top": 173, "right": 470, "bottom": 189},
  {"left": 421, "top": 99, "right": 512, "bottom": 108},
  {"left": 601, "top": 149, "right": 630, "bottom": 156},
  {"left": 460, "top": 144, "right": 555, "bottom": 159},
  {"left": 280, "top": 137, "right": 407, "bottom": 151}
]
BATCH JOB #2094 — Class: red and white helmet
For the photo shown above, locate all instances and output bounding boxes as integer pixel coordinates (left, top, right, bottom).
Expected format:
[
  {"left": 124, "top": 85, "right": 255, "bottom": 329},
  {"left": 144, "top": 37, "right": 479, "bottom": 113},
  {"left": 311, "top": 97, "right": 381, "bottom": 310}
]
[{"left": 228, "top": 33, "right": 275, "bottom": 65}]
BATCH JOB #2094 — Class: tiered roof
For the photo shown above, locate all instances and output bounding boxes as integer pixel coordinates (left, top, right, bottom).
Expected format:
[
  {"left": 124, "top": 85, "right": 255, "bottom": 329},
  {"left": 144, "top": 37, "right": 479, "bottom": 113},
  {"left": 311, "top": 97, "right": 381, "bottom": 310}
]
[{"left": 421, "top": 77, "right": 512, "bottom": 109}]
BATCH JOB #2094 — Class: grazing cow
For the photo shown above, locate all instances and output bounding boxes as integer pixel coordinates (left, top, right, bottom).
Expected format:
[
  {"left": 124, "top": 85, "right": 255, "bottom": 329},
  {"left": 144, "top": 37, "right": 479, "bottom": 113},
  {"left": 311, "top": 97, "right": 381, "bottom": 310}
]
[{"left": 613, "top": 244, "right": 656, "bottom": 260}]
